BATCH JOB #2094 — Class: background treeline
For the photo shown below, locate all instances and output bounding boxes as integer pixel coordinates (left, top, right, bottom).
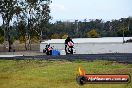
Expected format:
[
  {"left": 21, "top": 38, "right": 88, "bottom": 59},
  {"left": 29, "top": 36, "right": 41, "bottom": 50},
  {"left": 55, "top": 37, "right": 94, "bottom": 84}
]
[
  {"left": 48, "top": 18, "right": 132, "bottom": 38},
  {"left": 1, "top": 17, "right": 132, "bottom": 42}
]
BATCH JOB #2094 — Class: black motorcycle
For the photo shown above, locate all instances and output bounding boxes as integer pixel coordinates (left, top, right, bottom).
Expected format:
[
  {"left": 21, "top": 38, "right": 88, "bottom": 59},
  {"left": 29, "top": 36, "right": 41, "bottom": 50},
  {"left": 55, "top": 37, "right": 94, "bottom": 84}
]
[{"left": 43, "top": 44, "right": 53, "bottom": 55}]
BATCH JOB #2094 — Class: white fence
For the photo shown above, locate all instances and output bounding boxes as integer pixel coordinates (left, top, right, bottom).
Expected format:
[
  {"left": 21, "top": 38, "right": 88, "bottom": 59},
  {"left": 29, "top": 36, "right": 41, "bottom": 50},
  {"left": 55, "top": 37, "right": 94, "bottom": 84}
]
[{"left": 40, "top": 43, "right": 132, "bottom": 54}]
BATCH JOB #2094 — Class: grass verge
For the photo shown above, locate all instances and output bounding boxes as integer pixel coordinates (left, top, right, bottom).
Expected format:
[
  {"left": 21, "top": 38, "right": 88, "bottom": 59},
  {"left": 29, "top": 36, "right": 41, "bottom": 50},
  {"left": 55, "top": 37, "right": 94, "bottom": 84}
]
[{"left": 0, "top": 59, "right": 132, "bottom": 88}]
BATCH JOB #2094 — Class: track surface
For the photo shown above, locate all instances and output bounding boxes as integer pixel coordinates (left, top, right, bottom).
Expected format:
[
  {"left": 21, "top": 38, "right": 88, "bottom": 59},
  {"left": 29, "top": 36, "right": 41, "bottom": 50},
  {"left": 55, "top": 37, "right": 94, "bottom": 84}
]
[{"left": 0, "top": 53, "right": 132, "bottom": 63}]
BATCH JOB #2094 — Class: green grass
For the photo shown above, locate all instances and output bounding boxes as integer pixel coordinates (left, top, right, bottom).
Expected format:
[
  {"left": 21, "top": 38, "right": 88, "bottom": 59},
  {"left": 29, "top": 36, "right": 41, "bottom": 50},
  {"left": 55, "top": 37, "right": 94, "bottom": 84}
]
[{"left": 0, "top": 59, "right": 132, "bottom": 88}]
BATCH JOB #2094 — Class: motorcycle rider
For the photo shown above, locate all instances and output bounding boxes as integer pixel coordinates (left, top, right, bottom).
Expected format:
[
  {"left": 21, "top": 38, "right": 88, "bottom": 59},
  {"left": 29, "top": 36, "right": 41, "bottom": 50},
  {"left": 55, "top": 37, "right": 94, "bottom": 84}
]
[{"left": 65, "top": 36, "right": 74, "bottom": 54}]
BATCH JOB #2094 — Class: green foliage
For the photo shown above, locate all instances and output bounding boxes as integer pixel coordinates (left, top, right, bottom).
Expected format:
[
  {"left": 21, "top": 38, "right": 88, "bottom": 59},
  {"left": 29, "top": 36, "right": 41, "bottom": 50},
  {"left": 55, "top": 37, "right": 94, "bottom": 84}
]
[
  {"left": 86, "top": 29, "right": 100, "bottom": 38},
  {"left": 0, "top": 27, "right": 4, "bottom": 37},
  {"left": 31, "top": 36, "right": 39, "bottom": 43},
  {"left": 62, "top": 34, "right": 68, "bottom": 39},
  {"left": 47, "top": 17, "right": 132, "bottom": 38},
  {"left": 0, "top": 36, "right": 4, "bottom": 44},
  {"left": 50, "top": 33, "right": 61, "bottom": 39},
  {"left": 0, "top": 0, "right": 20, "bottom": 51},
  {"left": 19, "top": 36, "right": 26, "bottom": 44},
  {"left": 0, "top": 0, "right": 52, "bottom": 50},
  {"left": 0, "top": 28, "right": 4, "bottom": 44},
  {"left": 117, "top": 27, "right": 131, "bottom": 37}
]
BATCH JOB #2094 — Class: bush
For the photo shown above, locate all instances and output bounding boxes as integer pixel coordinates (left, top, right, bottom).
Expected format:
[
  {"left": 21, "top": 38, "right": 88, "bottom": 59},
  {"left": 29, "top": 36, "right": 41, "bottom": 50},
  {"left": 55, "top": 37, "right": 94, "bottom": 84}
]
[
  {"left": 62, "top": 34, "right": 68, "bottom": 39},
  {"left": 86, "top": 29, "right": 100, "bottom": 38},
  {"left": 0, "top": 36, "right": 4, "bottom": 44},
  {"left": 19, "top": 36, "right": 26, "bottom": 44},
  {"left": 51, "top": 33, "right": 61, "bottom": 39},
  {"left": 31, "top": 36, "right": 39, "bottom": 43}
]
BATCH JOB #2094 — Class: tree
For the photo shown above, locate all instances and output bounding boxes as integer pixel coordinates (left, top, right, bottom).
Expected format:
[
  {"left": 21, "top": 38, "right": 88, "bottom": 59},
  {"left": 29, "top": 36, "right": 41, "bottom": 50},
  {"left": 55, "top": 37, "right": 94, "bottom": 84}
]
[
  {"left": 86, "top": 29, "right": 100, "bottom": 38},
  {"left": 0, "top": 26, "right": 4, "bottom": 37},
  {"left": 0, "top": 0, "right": 19, "bottom": 52},
  {"left": 117, "top": 27, "right": 131, "bottom": 37},
  {"left": 24, "top": 0, "right": 51, "bottom": 50},
  {"left": 0, "top": 26, "right": 4, "bottom": 44},
  {"left": 17, "top": 20, "right": 28, "bottom": 50}
]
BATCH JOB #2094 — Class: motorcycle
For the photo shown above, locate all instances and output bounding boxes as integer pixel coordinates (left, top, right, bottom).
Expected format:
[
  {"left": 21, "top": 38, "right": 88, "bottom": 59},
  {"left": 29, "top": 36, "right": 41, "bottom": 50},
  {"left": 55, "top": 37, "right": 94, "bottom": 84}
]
[
  {"left": 66, "top": 41, "right": 75, "bottom": 54},
  {"left": 43, "top": 44, "right": 53, "bottom": 55}
]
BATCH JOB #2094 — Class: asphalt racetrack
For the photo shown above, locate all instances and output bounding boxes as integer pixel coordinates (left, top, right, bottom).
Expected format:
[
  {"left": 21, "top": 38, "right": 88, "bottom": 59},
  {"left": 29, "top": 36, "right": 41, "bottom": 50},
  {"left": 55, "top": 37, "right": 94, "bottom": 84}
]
[{"left": 0, "top": 53, "right": 132, "bottom": 64}]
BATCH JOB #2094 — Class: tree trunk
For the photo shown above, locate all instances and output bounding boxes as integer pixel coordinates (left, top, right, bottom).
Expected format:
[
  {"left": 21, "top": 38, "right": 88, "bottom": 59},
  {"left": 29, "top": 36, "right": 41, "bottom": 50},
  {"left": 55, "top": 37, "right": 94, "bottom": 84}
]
[
  {"left": 8, "top": 35, "right": 12, "bottom": 52},
  {"left": 25, "top": 36, "right": 27, "bottom": 50},
  {"left": 29, "top": 35, "right": 31, "bottom": 50},
  {"left": 7, "top": 21, "right": 12, "bottom": 52},
  {"left": 2, "top": 16, "right": 6, "bottom": 51}
]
